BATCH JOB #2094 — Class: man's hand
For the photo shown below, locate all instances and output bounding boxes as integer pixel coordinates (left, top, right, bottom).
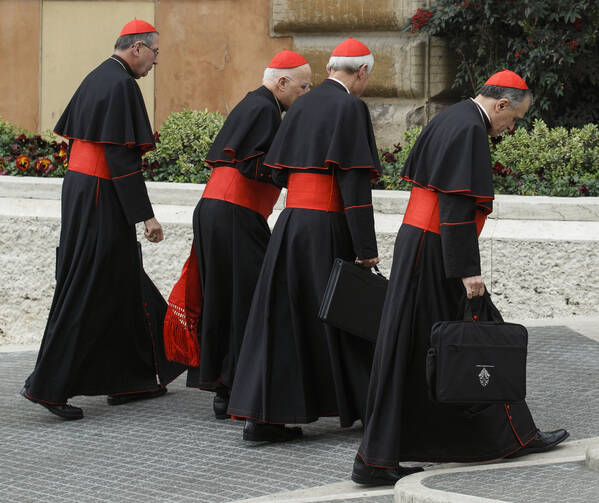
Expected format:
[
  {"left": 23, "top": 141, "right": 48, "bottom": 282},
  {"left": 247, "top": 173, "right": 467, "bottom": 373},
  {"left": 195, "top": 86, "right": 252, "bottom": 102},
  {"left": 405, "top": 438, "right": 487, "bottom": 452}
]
[
  {"left": 355, "top": 256, "right": 380, "bottom": 268},
  {"left": 144, "top": 217, "right": 163, "bottom": 243},
  {"left": 462, "top": 275, "right": 485, "bottom": 299}
]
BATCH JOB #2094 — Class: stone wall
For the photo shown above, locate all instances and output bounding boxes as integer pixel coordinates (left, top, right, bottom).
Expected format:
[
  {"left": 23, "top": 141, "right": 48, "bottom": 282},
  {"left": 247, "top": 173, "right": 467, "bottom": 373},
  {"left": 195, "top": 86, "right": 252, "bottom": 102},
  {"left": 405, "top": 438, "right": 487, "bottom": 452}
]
[
  {"left": 273, "top": 0, "right": 457, "bottom": 147},
  {"left": 1, "top": 177, "right": 598, "bottom": 346}
]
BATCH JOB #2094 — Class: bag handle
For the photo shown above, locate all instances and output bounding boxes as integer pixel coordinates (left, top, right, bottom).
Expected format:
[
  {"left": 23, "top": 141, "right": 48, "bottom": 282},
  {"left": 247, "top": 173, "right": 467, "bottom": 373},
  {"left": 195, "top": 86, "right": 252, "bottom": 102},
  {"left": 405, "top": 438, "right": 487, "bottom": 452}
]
[
  {"left": 463, "top": 292, "right": 504, "bottom": 323},
  {"left": 354, "top": 259, "right": 386, "bottom": 279}
]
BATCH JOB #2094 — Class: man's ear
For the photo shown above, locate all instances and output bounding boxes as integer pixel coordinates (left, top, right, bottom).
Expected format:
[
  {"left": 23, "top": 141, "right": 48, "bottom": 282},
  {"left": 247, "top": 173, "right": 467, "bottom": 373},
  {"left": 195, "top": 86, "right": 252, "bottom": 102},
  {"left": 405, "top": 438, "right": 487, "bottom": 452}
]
[
  {"left": 277, "top": 76, "right": 288, "bottom": 91},
  {"left": 496, "top": 98, "right": 510, "bottom": 111}
]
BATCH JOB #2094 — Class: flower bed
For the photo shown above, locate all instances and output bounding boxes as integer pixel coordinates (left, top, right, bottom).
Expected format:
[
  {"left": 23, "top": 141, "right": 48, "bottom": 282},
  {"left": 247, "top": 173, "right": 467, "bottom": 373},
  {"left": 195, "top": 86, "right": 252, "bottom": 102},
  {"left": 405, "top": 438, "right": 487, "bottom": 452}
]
[{"left": 0, "top": 118, "right": 67, "bottom": 177}]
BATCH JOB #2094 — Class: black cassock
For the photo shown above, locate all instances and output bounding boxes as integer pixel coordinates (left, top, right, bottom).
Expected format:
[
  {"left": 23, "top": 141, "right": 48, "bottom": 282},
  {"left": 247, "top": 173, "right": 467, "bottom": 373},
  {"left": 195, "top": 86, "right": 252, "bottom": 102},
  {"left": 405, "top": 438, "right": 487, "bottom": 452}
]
[
  {"left": 227, "top": 79, "right": 382, "bottom": 427},
  {"left": 186, "top": 85, "right": 282, "bottom": 391},
  {"left": 23, "top": 56, "right": 182, "bottom": 405},
  {"left": 358, "top": 99, "right": 537, "bottom": 467}
]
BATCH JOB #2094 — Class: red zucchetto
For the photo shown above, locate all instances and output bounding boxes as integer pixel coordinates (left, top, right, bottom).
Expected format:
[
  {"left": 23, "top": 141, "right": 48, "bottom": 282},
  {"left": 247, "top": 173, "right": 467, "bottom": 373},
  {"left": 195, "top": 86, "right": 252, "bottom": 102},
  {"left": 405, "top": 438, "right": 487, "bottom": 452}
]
[
  {"left": 119, "top": 19, "right": 157, "bottom": 37},
  {"left": 484, "top": 69, "right": 529, "bottom": 90},
  {"left": 268, "top": 50, "right": 308, "bottom": 69},
  {"left": 331, "top": 37, "right": 371, "bottom": 57}
]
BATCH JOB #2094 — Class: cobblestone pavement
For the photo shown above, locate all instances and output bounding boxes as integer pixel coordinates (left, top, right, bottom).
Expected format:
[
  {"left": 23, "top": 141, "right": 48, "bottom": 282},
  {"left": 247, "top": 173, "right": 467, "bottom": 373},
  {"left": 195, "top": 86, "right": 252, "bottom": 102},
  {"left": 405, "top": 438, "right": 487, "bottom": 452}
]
[
  {"left": 424, "top": 461, "right": 599, "bottom": 503},
  {"left": 1, "top": 326, "right": 597, "bottom": 503}
]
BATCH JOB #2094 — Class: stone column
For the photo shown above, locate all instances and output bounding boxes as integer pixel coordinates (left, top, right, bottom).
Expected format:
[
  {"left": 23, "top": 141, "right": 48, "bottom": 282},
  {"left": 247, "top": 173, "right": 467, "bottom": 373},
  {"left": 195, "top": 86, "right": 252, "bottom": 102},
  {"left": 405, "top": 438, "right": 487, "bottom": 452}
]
[{"left": 271, "top": 0, "right": 457, "bottom": 148}]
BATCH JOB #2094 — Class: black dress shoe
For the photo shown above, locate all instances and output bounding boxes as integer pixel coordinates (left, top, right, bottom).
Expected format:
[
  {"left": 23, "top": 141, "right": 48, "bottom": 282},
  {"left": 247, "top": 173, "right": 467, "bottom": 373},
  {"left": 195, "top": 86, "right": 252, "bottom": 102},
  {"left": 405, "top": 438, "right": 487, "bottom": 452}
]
[
  {"left": 21, "top": 388, "right": 83, "bottom": 420},
  {"left": 243, "top": 420, "right": 302, "bottom": 442},
  {"left": 506, "top": 429, "right": 570, "bottom": 458},
  {"left": 213, "top": 390, "right": 230, "bottom": 420},
  {"left": 107, "top": 387, "right": 167, "bottom": 405},
  {"left": 351, "top": 454, "right": 423, "bottom": 486}
]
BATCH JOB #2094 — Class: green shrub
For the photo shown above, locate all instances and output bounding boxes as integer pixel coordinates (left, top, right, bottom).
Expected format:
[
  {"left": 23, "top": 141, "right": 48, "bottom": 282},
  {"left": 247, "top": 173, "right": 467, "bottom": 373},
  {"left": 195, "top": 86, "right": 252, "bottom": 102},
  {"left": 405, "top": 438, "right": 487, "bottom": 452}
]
[
  {"left": 143, "top": 109, "right": 225, "bottom": 183},
  {"left": 381, "top": 120, "right": 599, "bottom": 196},
  {"left": 0, "top": 117, "right": 67, "bottom": 177},
  {"left": 378, "top": 127, "right": 422, "bottom": 190},
  {"left": 492, "top": 120, "right": 599, "bottom": 196}
]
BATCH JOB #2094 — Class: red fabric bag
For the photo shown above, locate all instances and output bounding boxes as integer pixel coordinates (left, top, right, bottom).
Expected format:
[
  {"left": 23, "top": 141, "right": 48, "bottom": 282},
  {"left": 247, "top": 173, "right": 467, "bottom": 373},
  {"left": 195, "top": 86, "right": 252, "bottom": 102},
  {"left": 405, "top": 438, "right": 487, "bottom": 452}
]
[{"left": 163, "top": 245, "right": 203, "bottom": 366}]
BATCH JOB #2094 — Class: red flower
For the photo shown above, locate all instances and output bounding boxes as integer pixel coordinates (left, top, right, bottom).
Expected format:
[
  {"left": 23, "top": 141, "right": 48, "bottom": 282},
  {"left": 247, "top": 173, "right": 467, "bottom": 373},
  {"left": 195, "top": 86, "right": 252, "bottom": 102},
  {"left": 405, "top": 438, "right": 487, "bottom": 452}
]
[
  {"left": 515, "top": 52, "right": 521, "bottom": 58},
  {"left": 383, "top": 151, "right": 397, "bottom": 163},
  {"left": 16, "top": 155, "right": 31, "bottom": 171},
  {"left": 574, "top": 18, "right": 583, "bottom": 31},
  {"left": 578, "top": 185, "right": 589, "bottom": 196},
  {"left": 410, "top": 8, "right": 433, "bottom": 32},
  {"left": 34, "top": 157, "right": 52, "bottom": 174},
  {"left": 17, "top": 133, "right": 27, "bottom": 143},
  {"left": 565, "top": 40, "right": 579, "bottom": 50}
]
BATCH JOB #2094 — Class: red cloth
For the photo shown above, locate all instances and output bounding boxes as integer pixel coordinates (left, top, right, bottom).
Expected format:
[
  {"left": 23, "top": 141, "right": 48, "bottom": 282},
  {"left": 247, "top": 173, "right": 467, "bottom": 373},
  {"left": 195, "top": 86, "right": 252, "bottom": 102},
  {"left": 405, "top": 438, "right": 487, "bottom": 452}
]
[
  {"left": 484, "top": 69, "right": 528, "bottom": 90},
  {"left": 68, "top": 140, "right": 111, "bottom": 180},
  {"left": 268, "top": 50, "right": 308, "bottom": 69},
  {"left": 331, "top": 37, "right": 371, "bottom": 57},
  {"left": 403, "top": 187, "right": 487, "bottom": 236},
  {"left": 120, "top": 19, "right": 157, "bottom": 36},
  {"left": 163, "top": 245, "right": 203, "bottom": 366}
]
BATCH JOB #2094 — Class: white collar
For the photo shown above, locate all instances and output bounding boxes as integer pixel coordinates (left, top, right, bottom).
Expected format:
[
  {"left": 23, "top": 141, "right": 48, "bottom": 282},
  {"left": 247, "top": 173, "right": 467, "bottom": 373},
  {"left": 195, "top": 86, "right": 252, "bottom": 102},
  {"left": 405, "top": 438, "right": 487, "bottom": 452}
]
[
  {"left": 327, "top": 77, "right": 350, "bottom": 94},
  {"left": 471, "top": 98, "right": 490, "bottom": 123}
]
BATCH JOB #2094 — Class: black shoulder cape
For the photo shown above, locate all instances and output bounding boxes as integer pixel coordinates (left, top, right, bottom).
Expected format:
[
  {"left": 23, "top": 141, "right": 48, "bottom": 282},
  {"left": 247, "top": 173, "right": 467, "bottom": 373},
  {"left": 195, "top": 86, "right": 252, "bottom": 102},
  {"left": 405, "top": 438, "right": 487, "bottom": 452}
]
[
  {"left": 205, "top": 86, "right": 281, "bottom": 175},
  {"left": 54, "top": 56, "right": 155, "bottom": 152},
  {"left": 401, "top": 99, "right": 494, "bottom": 209},
  {"left": 264, "top": 79, "right": 382, "bottom": 179}
]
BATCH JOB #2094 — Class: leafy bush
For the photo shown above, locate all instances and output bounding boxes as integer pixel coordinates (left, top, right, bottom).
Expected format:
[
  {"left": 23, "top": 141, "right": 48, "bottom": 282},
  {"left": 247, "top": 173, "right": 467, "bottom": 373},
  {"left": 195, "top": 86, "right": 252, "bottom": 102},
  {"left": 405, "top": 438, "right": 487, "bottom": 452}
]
[
  {"left": 143, "top": 109, "right": 224, "bottom": 183},
  {"left": 380, "top": 120, "right": 599, "bottom": 196},
  {"left": 378, "top": 127, "right": 422, "bottom": 190},
  {"left": 491, "top": 120, "right": 599, "bottom": 196},
  {"left": 0, "top": 117, "right": 67, "bottom": 177},
  {"left": 409, "top": 0, "right": 599, "bottom": 128}
]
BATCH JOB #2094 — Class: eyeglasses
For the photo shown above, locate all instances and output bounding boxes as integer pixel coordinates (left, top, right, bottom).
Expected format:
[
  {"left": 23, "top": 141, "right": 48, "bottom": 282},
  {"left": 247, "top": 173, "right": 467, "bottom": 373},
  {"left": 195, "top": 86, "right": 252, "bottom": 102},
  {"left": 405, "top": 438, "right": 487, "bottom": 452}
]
[
  {"left": 285, "top": 76, "right": 312, "bottom": 90},
  {"left": 139, "top": 41, "right": 159, "bottom": 57}
]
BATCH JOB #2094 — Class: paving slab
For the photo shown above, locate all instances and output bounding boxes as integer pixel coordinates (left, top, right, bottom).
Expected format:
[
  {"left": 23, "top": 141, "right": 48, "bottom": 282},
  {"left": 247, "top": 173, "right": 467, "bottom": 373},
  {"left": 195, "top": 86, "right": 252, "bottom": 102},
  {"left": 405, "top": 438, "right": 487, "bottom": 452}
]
[
  {"left": 1, "top": 325, "right": 598, "bottom": 503},
  {"left": 422, "top": 461, "right": 599, "bottom": 503}
]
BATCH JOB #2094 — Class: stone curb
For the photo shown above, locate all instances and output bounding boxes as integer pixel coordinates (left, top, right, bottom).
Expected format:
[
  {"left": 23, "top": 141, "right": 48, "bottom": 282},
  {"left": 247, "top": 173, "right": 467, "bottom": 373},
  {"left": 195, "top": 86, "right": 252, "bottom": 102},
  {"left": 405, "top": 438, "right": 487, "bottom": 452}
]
[
  {"left": 586, "top": 445, "right": 599, "bottom": 473},
  {"left": 394, "top": 438, "right": 598, "bottom": 503},
  {"left": 2, "top": 176, "right": 599, "bottom": 221}
]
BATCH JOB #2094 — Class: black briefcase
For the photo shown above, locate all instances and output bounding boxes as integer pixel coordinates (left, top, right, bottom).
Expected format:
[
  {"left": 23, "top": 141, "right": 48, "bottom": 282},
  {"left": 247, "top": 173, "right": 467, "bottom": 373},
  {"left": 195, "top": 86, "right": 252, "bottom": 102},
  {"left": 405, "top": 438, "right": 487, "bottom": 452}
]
[
  {"left": 318, "top": 258, "right": 388, "bottom": 342},
  {"left": 426, "top": 293, "right": 528, "bottom": 404}
]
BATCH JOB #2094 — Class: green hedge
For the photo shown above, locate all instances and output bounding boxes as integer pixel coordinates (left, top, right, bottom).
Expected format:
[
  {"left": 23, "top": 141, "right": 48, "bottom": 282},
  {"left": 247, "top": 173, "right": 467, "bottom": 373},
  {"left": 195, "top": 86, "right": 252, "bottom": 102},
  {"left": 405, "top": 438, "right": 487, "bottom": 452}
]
[
  {"left": 143, "top": 109, "right": 224, "bottom": 183},
  {"left": 379, "top": 120, "right": 599, "bottom": 196},
  {"left": 2, "top": 114, "right": 598, "bottom": 196}
]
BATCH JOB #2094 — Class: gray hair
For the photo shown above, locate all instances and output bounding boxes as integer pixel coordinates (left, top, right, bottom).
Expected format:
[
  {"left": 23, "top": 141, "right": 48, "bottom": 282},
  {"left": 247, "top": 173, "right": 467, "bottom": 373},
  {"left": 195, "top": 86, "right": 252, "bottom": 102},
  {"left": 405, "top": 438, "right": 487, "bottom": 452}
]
[
  {"left": 326, "top": 54, "right": 374, "bottom": 74},
  {"left": 478, "top": 85, "right": 533, "bottom": 108},
  {"left": 262, "top": 67, "right": 289, "bottom": 85},
  {"left": 114, "top": 32, "right": 157, "bottom": 51}
]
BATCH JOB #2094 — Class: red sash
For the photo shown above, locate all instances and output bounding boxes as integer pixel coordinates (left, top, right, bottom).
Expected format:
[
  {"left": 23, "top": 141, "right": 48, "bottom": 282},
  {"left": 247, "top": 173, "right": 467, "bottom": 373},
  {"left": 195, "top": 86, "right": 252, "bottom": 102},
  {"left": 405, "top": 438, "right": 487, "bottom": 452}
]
[
  {"left": 286, "top": 173, "right": 344, "bottom": 212},
  {"left": 202, "top": 166, "right": 281, "bottom": 219},
  {"left": 67, "top": 140, "right": 112, "bottom": 179},
  {"left": 163, "top": 245, "right": 203, "bottom": 367},
  {"left": 403, "top": 186, "right": 487, "bottom": 236}
]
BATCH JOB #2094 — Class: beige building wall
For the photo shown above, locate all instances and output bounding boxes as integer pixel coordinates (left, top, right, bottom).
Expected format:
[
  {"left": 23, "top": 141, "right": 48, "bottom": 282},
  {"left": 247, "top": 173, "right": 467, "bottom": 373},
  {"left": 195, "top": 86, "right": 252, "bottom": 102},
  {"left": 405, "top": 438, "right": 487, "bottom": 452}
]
[
  {"left": 0, "top": 0, "right": 41, "bottom": 131},
  {"left": 154, "top": 0, "right": 292, "bottom": 124},
  {"left": 41, "top": 0, "right": 155, "bottom": 133}
]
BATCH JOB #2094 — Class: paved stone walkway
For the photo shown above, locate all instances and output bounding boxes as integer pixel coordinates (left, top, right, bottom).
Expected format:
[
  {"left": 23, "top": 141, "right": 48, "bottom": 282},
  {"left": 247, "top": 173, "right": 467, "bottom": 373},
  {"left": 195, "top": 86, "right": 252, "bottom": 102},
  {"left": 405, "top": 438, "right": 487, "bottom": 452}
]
[
  {"left": 1, "top": 325, "right": 598, "bottom": 502},
  {"left": 423, "top": 461, "right": 599, "bottom": 503}
]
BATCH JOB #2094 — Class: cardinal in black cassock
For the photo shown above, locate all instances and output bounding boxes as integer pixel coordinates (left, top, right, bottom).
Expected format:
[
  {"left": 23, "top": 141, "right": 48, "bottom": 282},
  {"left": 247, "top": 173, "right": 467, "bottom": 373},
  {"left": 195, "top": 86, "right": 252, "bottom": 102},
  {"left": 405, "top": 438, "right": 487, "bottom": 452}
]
[
  {"left": 352, "top": 70, "right": 569, "bottom": 486},
  {"left": 226, "top": 38, "right": 382, "bottom": 442},
  {"left": 163, "top": 51, "right": 312, "bottom": 420},
  {"left": 21, "top": 19, "right": 183, "bottom": 421}
]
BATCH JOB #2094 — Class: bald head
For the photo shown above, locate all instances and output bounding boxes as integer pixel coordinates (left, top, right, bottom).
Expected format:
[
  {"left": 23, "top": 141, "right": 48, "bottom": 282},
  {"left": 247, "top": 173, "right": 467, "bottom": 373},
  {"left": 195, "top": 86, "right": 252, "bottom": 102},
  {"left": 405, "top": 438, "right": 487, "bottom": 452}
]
[{"left": 263, "top": 63, "right": 312, "bottom": 110}]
